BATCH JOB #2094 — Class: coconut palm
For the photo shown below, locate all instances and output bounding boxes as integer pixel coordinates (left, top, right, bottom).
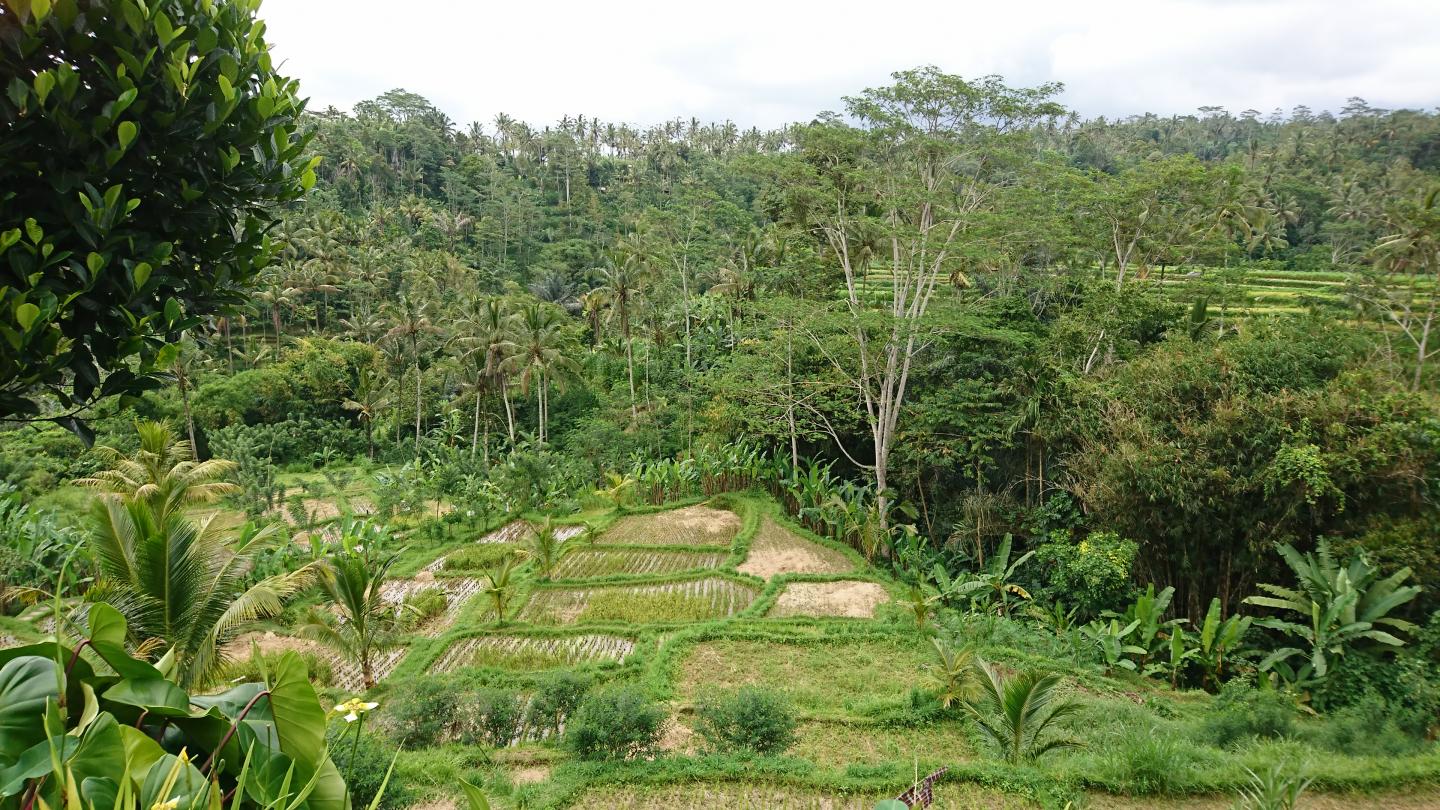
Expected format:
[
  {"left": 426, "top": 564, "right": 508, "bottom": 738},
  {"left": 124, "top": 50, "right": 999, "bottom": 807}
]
[
  {"left": 458, "top": 295, "right": 518, "bottom": 447},
  {"left": 596, "top": 248, "right": 651, "bottom": 420},
  {"left": 925, "top": 638, "right": 977, "bottom": 709},
  {"left": 481, "top": 554, "right": 522, "bottom": 625},
  {"left": 75, "top": 420, "right": 237, "bottom": 522},
  {"left": 343, "top": 365, "right": 391, "bottom": 461},
  {"left": 526, "top": 518, "right": 568, "bottom": 580},
  {"left": 503, "top": 302, "right": 579, "bottom": 444},
  {"left": 301, "top": 525, "right": 401, "bottom": 689},
  {"left": 86, "top": 501, "right": 311, "bottom": 689},
  {"left": 383, "top": 294, "right": 442, "bottom": 459},
  {"left": 965, "top": 657, "right": 1079, "bottom": 764}
]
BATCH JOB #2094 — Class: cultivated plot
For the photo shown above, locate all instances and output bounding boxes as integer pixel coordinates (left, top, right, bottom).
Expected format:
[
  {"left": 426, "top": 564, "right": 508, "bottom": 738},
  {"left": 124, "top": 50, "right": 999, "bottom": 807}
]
[
  {"left": 768, "top": 580, "right": 889, "bottom": 619},
  {"left": 551, "top": 548, "right": 727, "bottom": 579},
  {"left": 223, "top": 631, "right": 407, "bottom": 692},
  {"left": 429, "top": 634, "right": 637, "bottom": 672},
  {"left": 676, "top": 638, "right": 929, "bottom": 715},
  {"left": 519, "top": 577, "right": 758, "bottom": 624},
  {"left": 423, "top": 521, "right": 585, "bottom": 573},
  {"left": 738, "top": 518, "right": 853, "bottom": 579},
  {"left": 376, "top": 577, "right": 483, "bottom": 635},
  {"left": 600, "top": 505, "right": 740, "bottom": 547}
]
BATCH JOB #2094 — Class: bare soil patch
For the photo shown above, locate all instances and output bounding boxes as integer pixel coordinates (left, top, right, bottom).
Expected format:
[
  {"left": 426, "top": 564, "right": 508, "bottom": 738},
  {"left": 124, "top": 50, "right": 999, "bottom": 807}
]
[
  {"left": 769, "top": 581, "right": 888, "bottom": 618},
  {"left": 603, "top": 505, "right": 740, "bottom": 547},
  {"left": 738, "top": 518, "right": 852, "bottom": 579}
]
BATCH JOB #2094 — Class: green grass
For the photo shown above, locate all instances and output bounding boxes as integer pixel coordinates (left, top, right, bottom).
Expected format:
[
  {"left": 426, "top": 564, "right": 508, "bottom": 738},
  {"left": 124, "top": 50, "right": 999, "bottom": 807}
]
[
  {"left": 675, "top": 637, "right": 931, "bottom": 717},
  {"left": 552, "top": 548, "right": 727, "bottom": 579}
]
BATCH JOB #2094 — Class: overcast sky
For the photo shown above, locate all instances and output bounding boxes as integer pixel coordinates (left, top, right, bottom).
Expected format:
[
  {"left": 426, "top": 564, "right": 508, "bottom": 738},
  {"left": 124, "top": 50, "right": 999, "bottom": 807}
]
[{"left": 261, "top": 0, "right": 1440, "bottom": 130}]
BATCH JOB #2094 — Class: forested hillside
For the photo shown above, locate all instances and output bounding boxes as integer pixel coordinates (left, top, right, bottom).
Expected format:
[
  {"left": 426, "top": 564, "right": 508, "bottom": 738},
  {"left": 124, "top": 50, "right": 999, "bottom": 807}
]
[{"left": 3, "top": 5, "right": 1440, "bottom": 804}]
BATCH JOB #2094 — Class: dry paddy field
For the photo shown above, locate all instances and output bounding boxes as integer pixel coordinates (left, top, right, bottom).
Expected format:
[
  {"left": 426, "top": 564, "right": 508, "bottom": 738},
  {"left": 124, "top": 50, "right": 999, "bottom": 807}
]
[
  {"left": 428, "top": 633, "right": 636, "bottom": 672},
  {"left": 601, "top": 505, "right": 740, "bottom": 547},
  {"left": 738, "top": 517, "right": 853, "bottom": 579},
  {"left": 551, "top": 548, "right": 727, "bottom": 579},
  {"left": 377, "top": 577, "right": 483, "bottom": 635},
  {"left": 518, "top": 577, "right": 758, "bottom": 624},
  {"left": 769, "top": 580, "right": 890, "bottom": 618}
]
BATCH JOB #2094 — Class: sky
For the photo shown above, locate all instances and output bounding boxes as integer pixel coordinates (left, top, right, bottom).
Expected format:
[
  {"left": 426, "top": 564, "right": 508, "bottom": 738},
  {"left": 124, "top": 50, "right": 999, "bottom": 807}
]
[{"left": 261, "top": 0, "right": 1440, "bottom": 130}]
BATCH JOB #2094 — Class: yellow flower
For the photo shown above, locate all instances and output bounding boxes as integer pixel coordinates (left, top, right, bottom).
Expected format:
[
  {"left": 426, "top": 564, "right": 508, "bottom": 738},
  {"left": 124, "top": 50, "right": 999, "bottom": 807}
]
[
  {"left": 334, "top": 697, "right": 380, "bottom": 723},
  {"left": 151, "top": 799, "right": 179, "bottom": 810}
]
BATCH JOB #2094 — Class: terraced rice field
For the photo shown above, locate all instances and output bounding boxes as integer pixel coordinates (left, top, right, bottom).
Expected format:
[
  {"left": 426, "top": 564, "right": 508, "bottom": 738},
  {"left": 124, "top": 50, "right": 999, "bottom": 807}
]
[
  {"left": 376, "top": 577, "right": 482, "bottom": 635},
  {"left": 601, "top": 505, "right": 740, "bottom": 547},
  {"left": 423, "top": 521, "right": 586, "bottom": 572},
  {"left": 224, "top": 632, "right": 408, "bottom": 692},
  {"left": 768, "top": 580, "right": 889, "bottom": 618},
  {"left": 738, "top": 518, "right": 852, "bottom": 579},
  {"left": 551, "top": 548, "right": 727, "bottom": 579},
  {"left": 518, "top": 577, "right": 758, "bottom": 624},
  {"left": 428, "top": 633, "right": 636, "bottom": 672}
]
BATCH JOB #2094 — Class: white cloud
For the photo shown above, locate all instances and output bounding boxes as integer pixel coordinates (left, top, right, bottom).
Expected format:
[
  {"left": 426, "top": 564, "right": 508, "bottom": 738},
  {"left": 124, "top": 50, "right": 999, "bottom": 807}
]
[{"left": 260, "top": 0, "right": 1440, "bottom": 128}]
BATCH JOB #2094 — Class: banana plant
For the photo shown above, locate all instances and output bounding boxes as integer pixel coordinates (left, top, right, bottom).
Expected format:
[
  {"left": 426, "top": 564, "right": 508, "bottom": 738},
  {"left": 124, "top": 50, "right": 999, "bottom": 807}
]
[
  {"left": 1106, "top": 584, "right": 1184, "bottom": 669},
  {"left": 1080, "top": 618, "right": 1147, "bottom": 672},
  {"left": 1195, "top": 597, "right": 1253, "bottom": 689},
  {"left": 949, "top": 535, "right": 1035, "bottom": 617},
  {"left": 1245, "top": 540, "right": 1420, "bottom": 679}
]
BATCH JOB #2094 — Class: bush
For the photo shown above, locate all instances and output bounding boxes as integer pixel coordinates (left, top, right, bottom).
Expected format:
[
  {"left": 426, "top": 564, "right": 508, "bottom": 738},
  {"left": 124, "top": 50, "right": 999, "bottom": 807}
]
[
  {"left": 444, "top": 543, "right": 520, "bottom": 572},
  {"left": 1035, "top": 530, "right": 1138, "bottom": 617},
  {"left": 461, "top": 687, "right": 524, "bottom": 747},
  {"left": 526, "top": 671, "right": 593, "bottom": 736},
  {"left": 1198, "top": 682, "right": 1296, "bottom": 748},
  {"left": 694, "top": 687, "right": 798, "bottom": 756},
  {"left": 399, "top": 587, "right": 448, "bottom": 631},
  {"left": 387, "top": 676, "right": 463, "bottom": 747},
  {"left": 564, "top": 685, "right": 665, "bottom": 760},
  {"left": 1307, "top": 694, "right": 1429, "bottom": 756},
  {"left": 327, "top": 727, "right": 413, "bottom": 810}
]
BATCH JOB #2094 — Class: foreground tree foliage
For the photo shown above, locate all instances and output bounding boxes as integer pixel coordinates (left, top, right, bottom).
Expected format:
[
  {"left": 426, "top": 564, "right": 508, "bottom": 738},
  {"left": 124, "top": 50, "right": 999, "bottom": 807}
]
[{"left": 0, "top": 0, "right": 314, "bottom": 427}]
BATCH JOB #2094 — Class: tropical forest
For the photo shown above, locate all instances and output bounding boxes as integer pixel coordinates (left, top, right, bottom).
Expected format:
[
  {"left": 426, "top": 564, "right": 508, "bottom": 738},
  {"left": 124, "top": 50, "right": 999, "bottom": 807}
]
[{"left": 2, "top": 1, "right": 1440, "bottom": 808}]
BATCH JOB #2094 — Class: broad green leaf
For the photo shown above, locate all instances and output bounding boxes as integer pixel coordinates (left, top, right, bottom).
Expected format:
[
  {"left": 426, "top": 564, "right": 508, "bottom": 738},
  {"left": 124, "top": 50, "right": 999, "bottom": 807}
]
[
  {"left": 14, "top": 303, "right": 39, "bottom": 331},
  {"left": 117, "top": 120, "right": 138, "bottom": 151},
  {"left": 265, "top": 653, "right": 325, "bottom": 770},
  {"left": 102, "top": 678, "right": 191, "bottom": 716},
  {"left": 0, "top": 656, "right": 61, "bottom": 767},
  {"left": 458, "top": 779, "right": 491, "bottom": 810}
]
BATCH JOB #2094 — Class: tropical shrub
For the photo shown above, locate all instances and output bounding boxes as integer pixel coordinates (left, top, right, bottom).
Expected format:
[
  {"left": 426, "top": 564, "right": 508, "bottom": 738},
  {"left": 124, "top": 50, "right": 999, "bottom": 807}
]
[
  {"left": 1036, "top": 530, "right": 1138, "bottom": 617},
  {"left": 694, "top": 687, "right": 798, "bottom": 756},
  {"left": 526, "top": 671, "right": 594, "bottom": 736},
  {"left": 387, "top": 675, "right": 464, "bottom": 747},
  {"left": 461, "top": 687, "right": 524, "bottom": 747},
  {"left": 564, "top": 685, "right": 665, "bottom": 760},
  {"left": 328, "top": 726, "right": 414, "bottom": 810}
]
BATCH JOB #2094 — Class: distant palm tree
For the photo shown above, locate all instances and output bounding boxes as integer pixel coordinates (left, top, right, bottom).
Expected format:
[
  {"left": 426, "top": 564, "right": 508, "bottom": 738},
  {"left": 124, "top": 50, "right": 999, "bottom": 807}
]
[
  {"left": 481, "top": 554, "right": 522, "bottom": 626},
  {"left": 459, "top": 296, "right": 518, "bottom": 445},
  {"left": 343, "top": 365, "right": 391, "bottom": 461},
  {"left": 384, "top": 294, "right": 441, "bottom": 458},
  {"left": 526, "top": 518, "right": 568, "bottom": 580},
  {"left": 503, "top": 302, "right": 579, "bottom": 444},
  {"left": 76, "top": 420, "right": 237, "bottom": 522},
  {"left": 597, "top": 248, "right": 651, "bottom": 420}
]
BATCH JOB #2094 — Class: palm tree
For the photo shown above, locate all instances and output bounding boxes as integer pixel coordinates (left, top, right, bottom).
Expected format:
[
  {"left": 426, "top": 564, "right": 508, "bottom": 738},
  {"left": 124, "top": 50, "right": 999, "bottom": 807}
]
[
  {"left": 383, "top": 294, "right": 441, "bottom": 459},
  {"left": 86, "top": 500, "right": 311, "bottom": 689},
  {"left": 526, "top": 518, "right": 568, "bottom": 580},
  {"left": 76, "top": 420, "right": 237, "bottom": 522},
  {"left": 343, "top": 365, "right": 390, "bottom": 461},
  {"left": 458, "top": 296, "right": 518, "bottom": 447},
  {"left": 597, "top": 248, "right": 651, "bottom": 420},
  {"left": 965, "top": 657, "right": 1079, "bottom": 764},
  {"left": 301, "top": 530, "right": 400, "bottom": 689},
  {"left": 925, "top": 638, "right": 977, "bottom": 709},
  {"left": 503, "top": 302, "right": 579, "bottom": 444},
  {"left": 481, "top": 554, "right": 522, "bottom": 625}
]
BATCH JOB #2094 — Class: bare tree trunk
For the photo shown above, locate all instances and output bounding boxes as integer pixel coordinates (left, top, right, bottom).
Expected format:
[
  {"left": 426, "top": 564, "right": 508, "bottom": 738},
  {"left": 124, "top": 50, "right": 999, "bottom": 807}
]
[{"left": 414, "top": 362, "right": 422, "bottom": 459}]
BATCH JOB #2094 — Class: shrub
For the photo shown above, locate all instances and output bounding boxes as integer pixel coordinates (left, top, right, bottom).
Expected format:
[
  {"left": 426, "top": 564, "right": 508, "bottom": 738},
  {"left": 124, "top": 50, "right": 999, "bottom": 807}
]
[
  {"left": 526, "top": 671, "right": 593, "bottom": 736},
  {"left": 387, "top": 675, "right": 463, "bottom": 747},
  {"left": 399, "top": 586, "right": 448, "bottom": 631},
  {"left": 444, "top": 543, "right": 521, "bottom": 571},
  {"left": 461, "top": 687, "right": 524, "bottom": 747},
  {"left": 1198, "top": 682, "right": 1296, "bottom": 748},
  {"left": 564, "top": 685, "right": 665, "bottom": 760},
  {"left": 1035, "top": 530, "right": 1137, "bottom": 617},
  {"left": 1096, "top": 725, "right": 1199, "bottom": 795},
  {"left": 1307, "top": 693, "right": 1429, "bottom": 756},
  {"left": 327, "top": 727, "right": 414, "bottom": 810},
  {"left": 695, "top": 687, "right": 798, "bottom": 756}
]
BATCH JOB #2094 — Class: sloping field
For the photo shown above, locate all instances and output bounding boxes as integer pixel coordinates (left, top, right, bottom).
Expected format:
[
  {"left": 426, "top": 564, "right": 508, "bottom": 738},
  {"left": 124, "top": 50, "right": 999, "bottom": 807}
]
[
  {"left": 739, "top": 518, "right": 853, "bottom": 579},
  {"left": 600, "top": 505, "right": 740, "bottom": 547},
  {"left": 428, "top": 633, "right": 636, "bottom": 672},
  {"left": 423, "top": 521, "right": 585, "bottom": 572},
  {"left": 519, "top": 577, "right": 758, "bottom": 624},
  {"left": 377, "top": 577, "right": 482, "bottom": 635},
  {"left": 768, "top": 580, "right": 889, "bottom": 618},
  {"left": 552, "top": 548, "right": 727, "bottom": 579}
]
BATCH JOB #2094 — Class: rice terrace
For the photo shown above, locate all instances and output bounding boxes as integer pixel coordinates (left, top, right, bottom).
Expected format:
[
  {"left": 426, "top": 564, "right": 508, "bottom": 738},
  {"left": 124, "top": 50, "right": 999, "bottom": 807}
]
[{"left": 3, "top": 1, "right": 1440, "bottom": 809}]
